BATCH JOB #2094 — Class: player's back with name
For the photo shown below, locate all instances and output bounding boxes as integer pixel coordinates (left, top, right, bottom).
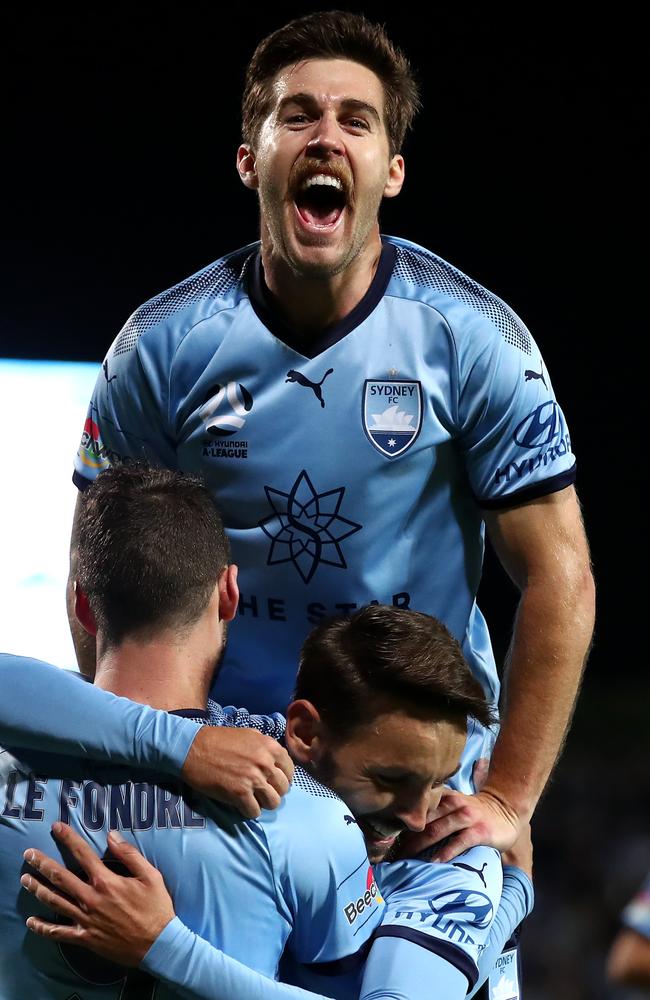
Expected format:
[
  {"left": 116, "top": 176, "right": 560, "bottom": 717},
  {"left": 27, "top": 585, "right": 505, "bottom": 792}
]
[{"left": 0, "top": 748, "right": 381, "bottom": 996}]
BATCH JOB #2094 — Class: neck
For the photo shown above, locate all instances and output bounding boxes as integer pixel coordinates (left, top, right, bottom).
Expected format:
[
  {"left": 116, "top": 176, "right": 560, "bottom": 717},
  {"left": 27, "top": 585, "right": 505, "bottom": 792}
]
[
  {"left": 93, "top": 632, "right": 217, "bottom": 712},
  {"left": 260, "top": 224, "right": 383, "bottom": 335}
]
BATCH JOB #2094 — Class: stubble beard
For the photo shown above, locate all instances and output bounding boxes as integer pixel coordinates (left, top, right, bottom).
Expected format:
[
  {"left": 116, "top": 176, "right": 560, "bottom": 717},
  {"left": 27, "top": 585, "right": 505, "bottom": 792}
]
[{"left": 259, "top": 186, "right": 382, "bottom": 282}]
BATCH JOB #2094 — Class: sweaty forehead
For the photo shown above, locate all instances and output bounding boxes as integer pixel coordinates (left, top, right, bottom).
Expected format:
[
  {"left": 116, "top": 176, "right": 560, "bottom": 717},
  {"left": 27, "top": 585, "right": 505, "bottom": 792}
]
[
  {"left": 271, "top": 58, "right": 385, "bottom": 114},
  {"left": 340, "top": 710, "right": 465, "bottom": 780}
]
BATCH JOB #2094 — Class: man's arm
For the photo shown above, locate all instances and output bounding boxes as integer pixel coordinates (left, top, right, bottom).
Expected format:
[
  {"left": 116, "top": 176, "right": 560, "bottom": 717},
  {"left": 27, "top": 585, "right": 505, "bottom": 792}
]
[
  {"left": 21, "top": 825, "right": 335, "bottom": 1000},
  {"left": 0, "top": 655, "right": 293, "bottom": 817},
  {"left": 427, "top": 486, "right": 595, "bottom": 860},
  {"left": 23, "top": 824, "right": 532, "bottom": 1000}
]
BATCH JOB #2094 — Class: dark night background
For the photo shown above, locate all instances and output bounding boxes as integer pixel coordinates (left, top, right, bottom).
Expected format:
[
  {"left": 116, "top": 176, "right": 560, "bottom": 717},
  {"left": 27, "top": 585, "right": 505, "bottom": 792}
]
[{"left": 3, "top": 5, "right": 648, "bottom": 997}]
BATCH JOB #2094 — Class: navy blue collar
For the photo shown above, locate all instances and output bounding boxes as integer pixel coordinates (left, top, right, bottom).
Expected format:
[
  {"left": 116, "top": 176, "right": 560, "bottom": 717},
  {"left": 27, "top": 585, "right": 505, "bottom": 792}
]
[
  {"left": 170, "top": 708, "right": 209, "bottom": 720},
  {"left": 247, "top": 240, "right": 397, "bottom": 359}
]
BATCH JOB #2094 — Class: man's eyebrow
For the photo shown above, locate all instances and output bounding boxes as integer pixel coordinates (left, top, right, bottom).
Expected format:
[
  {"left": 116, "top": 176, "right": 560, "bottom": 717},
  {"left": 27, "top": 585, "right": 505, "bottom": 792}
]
[
  {"left": 339, "top": 98, "right": 381, "bottom": 124},
  {"left": 277, "top": 93, "right": 381, "bottom": 124}
]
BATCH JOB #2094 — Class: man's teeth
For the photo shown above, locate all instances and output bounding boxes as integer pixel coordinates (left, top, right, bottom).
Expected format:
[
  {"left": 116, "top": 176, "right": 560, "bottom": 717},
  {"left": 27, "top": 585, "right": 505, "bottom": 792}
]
[{"left": 302, "top": 175, "right": 343, "bottom": 190}]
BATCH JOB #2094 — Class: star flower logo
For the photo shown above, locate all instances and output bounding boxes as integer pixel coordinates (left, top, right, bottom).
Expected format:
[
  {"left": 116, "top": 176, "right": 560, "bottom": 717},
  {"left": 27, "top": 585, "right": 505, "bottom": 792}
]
[{"left": 259, "top": 471, "right": 362, "bottom": 583}]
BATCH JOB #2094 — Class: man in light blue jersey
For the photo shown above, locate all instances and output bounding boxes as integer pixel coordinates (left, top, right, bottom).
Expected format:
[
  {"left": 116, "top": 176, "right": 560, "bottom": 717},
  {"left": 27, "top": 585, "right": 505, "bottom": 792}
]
[
  {"left": 0, "top": 465, "right": 384, "bottom": 998},
  {"left": 607, "top": 873, "right": 650, "bottom": 990},
  {"left": 7, "top": 606, "right": 531, "bottom": 1000},
  {"left": 64, "top": 10, "right": 594, "bottom": 866},
  {"left": 1, "top": 464, "right": 532, "bottom": 999}
]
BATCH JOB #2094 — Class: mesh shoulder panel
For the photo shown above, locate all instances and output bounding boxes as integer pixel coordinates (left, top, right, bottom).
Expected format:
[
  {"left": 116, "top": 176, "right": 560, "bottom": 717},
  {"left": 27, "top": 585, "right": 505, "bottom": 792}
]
[
  {"left": 392, "top": 244, "right": 532, "bottom": 356},
  {"left": 291, "top": 765, "right": 341, "bottom": 801},
  {"left": 113, "top": 249, "right": 254, "bottom": 358}
]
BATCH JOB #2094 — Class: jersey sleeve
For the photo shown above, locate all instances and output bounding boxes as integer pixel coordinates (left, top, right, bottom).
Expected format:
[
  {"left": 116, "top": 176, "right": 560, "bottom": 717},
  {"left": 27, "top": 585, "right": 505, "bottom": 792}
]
[
  {"left": 0, "top": 654, "right": 198, "bottom": 773},
  {"left": 373, "top": 846, "right": 503, "bottom": 994},
  {"left": 454, "top": 309, "right": 576, "bottom": 509},
  {"left": 359, "top": 935, "right": 468, "bottom": 1000},
  {"left": 621, "top": 874, "right": 650, "bottom": 939},
  {"left": 467, "top": 866, "right": 534, "bottom": 999},
  {"left": 142, "top": 917, "right": 336, "bottom": 1000},
  {"left": 73, "top": 313, "right": 179, "bottom": 490}
]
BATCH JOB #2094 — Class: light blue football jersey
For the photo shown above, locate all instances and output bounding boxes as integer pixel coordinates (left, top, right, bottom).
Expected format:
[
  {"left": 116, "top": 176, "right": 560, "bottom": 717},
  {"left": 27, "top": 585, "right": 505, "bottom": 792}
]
[
  {"left": 73, "top": 236, "right": 576, "bottom": 787},
  {"left": 0, "top": 736, "right": 381, "bottom": 999},
  {"left": 374, "top": 846, "right": 503, "bottom": 994}
]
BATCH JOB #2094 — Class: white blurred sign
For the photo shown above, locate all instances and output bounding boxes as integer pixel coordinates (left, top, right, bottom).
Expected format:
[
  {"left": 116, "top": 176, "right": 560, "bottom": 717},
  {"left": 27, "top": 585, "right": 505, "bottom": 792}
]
[{"left": 0, "top": 358, "right": 100, "bottom": 668}]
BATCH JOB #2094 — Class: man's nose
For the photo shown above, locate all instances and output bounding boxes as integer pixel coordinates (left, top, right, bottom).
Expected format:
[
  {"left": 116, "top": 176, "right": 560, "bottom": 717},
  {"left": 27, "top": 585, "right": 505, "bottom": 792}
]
[
  {"left": 394, "top": 790, "right": 431, "bottom": 833},
  {"left": 306, "top": 114, "right": 345, "bottom": 157}
]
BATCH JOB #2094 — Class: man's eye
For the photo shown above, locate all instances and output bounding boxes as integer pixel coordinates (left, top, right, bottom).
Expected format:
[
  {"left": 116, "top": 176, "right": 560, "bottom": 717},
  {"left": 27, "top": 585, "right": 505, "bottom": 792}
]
[
  {"left": 374, "top": 774, "right": 398, "bottom": 787},
  {"left": 286, "top": 114, "right": 310, "bottom": 125},
  {"left": 346, "top": 118, "right": 369, "bottom": 130}
]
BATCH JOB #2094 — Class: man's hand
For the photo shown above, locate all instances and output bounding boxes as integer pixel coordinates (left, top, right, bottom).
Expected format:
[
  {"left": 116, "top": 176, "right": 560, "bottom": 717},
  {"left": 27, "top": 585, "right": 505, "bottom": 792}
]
[
  {"left": 501, "top": 822, "right": 533, "bottom": 878},
  {"left": 21, "top": 823, "right": 173, "bottom": 966},
  {"left": 400, "top": 788, "right": 523, "bottom": 862},
  {"left": 182, "top": 726, "right": 294, "bottom": 818}
]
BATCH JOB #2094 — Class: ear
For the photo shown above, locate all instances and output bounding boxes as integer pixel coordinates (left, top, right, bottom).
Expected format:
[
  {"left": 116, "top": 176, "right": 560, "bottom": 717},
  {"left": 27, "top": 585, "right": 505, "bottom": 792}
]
[
  {"left": 236, "top": 144, "right": 259, "bottom": 190},
  {"left": 285, "top": 700, "right": 324, "bottom": 766},
  {"left": 383, "top": 153, "right": 405, "bottom": 199},
  {"left": 74, "top": 582, "right": 98, "bottom": 636},
  {"left": 217, "top": 564, "right": 239, "bottom": 623}
]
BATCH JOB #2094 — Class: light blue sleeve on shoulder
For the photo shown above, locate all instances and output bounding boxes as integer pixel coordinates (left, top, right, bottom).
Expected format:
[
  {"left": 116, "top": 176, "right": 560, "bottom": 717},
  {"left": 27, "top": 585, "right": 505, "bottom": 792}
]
[
  {"left": 359, "top": 935, "right": 468, "bottom": 1000},
  {"left": 0, "top": 654, "right": 198, "bottom": 773},
  {"left": 468, "top": 866, "right": 534, "bottom": 999},
  {"left": 374, "top": 846, "right": 502, "bottom": 994},
  {"left": 453, "top": 306, "right": 576, "bottom": 508},
  {"left": 142, "top": 917, "right": 336, "bottom": 1000},
  {"left": 266, "top": 774, "right": 384, "bottom": 966},
  {"left": 73, "top": 305, "right": 179, "bottom": 488},
  {"left": 621, "top": 874, "right": 650, "bottom": 939}
]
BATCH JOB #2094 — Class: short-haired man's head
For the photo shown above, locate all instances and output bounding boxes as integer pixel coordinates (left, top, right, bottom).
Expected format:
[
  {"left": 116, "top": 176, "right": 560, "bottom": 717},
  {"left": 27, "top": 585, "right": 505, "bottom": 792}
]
[
  {"left": 242, "top": 11, "right": 420, "bottom": 158},
  {"left": 295, "top": 605, "right": 495, "bottom": 737},
  {"left": 76, "top": 465, "right": 229, "bottom": 646}
]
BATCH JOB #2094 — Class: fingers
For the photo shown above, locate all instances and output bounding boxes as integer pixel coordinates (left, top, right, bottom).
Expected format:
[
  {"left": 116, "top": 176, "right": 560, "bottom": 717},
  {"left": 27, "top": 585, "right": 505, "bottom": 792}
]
[
  {"left": 49, "top": 822, "right": 104, "bottom": 879},
  {"left": 22, "top": 844, "right": 94, "bottom": 909},
  {"left": 20, "top": 872, "right": 83, "bottom": 922},
  {"left": 183, "top": 727, "right": 294, "bottom": 815},
  {"left": 272, "top": 746, "right": 294, "bottom": 784},
  {"left": 266, "top": 762, "right": 292, "bottom": 798},
  {"left": 429, "top": 789, "right": 466, "bottom": 820},
  {"left": 235, "top": 793, "right": 262, "bottom": 820},
  {"left": 106, "top": 831, "right": 161, "bottom": 881},
  {"left": 431, "top": 830, "right": 482, "bottom": 863},
  {"left": 253, "top": 786, "right": 282, "bottom": 813},
  {"left": 25, "top": 916, "right": 85, "bottom": 942}
]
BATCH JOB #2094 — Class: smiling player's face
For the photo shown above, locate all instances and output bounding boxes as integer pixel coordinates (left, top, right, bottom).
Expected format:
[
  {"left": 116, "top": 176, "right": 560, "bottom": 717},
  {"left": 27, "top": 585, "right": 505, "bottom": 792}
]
[
  {"left": 237, "top": 58, "right": 405, "bottom": 278},
  {"left": 316, "top": 709, "right": 465, "bottom": 863}
]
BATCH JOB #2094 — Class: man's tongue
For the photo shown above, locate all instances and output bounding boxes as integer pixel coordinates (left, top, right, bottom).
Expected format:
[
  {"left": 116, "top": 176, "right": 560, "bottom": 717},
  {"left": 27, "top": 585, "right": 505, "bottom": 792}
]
[{"left": 298, "top": 203, "right": 343, "bottom": 227}]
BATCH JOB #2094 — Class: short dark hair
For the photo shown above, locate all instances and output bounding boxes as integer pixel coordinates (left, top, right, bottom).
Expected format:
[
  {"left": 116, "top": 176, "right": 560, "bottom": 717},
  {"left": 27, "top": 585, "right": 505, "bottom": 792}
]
[
  {"left": 295, "top": 605, "right": 495, "bottom": 736},
  {"left": 242, "top": 11, "right": 420, "bottom": 157},
  {"left": 76, "top": 465, "right": 230, "bottom": 646}
]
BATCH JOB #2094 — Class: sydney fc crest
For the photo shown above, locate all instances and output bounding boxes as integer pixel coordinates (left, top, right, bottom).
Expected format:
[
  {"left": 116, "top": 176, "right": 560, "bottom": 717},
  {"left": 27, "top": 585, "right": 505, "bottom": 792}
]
[{"left": 363, "top": 380, "right": 423, "bottom": 458}]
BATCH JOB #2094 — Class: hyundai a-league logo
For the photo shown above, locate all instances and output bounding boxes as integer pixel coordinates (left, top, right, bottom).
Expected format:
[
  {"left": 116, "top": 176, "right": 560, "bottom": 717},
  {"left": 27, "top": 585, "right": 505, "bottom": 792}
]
[
  {"left": 363, "top": 379, "right": 422, "bottom": 458},
  {"left": 199, "top": 382, "right": 253, "bottom": 437},
  {"left": 259, "top": 470, "right": 362, "bottom": 584}
]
